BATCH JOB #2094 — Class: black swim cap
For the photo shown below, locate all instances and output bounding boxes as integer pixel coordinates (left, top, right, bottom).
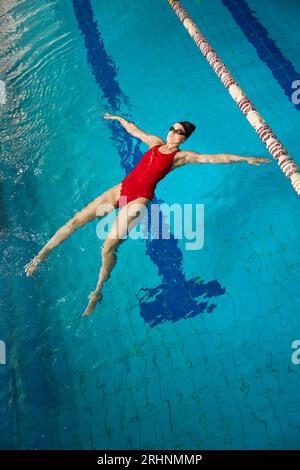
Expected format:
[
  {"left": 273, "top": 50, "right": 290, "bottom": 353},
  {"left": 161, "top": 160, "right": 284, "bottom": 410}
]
[{"left": 177, "top": 121, "right": 196, "bottom": 139}]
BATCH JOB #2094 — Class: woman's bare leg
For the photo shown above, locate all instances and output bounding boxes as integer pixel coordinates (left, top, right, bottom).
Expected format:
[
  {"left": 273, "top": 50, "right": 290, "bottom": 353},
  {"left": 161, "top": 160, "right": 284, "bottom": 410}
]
[
  {"left": 24, "top": 183, "right": 122, "bottom": 276},
  {"left": 82, "top": 197, "right": 150, "bottom": 316}
]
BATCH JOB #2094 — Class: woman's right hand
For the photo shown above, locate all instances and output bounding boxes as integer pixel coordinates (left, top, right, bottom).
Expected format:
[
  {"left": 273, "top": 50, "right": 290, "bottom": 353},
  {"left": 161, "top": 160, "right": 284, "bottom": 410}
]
[{"left": 103, "top": 112, "right": 120, "bottom": 121}]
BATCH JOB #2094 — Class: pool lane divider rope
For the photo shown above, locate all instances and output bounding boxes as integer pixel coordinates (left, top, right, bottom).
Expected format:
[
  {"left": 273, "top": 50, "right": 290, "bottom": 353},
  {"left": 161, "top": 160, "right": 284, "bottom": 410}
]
[{"left": 167, "top": 0, "right": 300, "bottom": 196}]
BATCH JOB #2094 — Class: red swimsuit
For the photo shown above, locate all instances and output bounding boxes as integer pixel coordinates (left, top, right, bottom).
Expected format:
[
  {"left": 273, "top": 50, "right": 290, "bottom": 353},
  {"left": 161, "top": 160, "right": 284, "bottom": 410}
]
[{"left": 116, "top": 144, "right": 179, "bottom": 208}]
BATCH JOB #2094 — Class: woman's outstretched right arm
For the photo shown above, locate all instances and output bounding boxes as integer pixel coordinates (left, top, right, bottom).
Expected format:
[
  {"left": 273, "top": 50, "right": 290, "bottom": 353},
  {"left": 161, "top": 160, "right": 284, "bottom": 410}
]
[
  {"left": 103, "top": 113, "right": 164, "bottom": 147},
  {"left": 104, "top": 112, "right": 136, "bottom": 132}
]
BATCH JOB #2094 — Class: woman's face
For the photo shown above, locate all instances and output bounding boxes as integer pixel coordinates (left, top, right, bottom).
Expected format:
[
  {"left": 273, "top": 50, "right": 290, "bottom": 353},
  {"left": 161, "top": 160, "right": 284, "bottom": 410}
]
[{"left": 167, "top": 122, "right": 187, "bottom": 143}]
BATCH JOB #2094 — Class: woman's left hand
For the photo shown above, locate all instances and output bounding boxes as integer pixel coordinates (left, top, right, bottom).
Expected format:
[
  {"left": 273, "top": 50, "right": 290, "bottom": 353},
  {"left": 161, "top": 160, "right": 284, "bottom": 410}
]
[{"left": 247, "top": 157, "right": 272, "bottom": 166}]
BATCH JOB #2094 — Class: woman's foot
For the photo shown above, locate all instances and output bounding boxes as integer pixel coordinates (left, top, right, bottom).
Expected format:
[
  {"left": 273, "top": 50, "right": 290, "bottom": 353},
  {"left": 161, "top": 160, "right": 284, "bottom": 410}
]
[
  {"left": 24, "top": 253, "right": 48, "bottom": 277},
  {"left": 82, "top": 291, "right": 103, "bottom": 317}
]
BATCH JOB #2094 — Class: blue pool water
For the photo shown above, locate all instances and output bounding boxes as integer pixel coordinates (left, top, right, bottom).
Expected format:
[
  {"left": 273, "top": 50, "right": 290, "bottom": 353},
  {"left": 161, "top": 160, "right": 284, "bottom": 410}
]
[{"left": 1, "top": 0, "right": 300, "bottom": 450}]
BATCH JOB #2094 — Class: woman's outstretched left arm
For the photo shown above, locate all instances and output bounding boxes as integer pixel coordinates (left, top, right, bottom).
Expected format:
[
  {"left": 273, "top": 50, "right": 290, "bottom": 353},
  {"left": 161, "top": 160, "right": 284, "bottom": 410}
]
[{"left": 185, "top": 151, "right": 272, "bottom": 166}]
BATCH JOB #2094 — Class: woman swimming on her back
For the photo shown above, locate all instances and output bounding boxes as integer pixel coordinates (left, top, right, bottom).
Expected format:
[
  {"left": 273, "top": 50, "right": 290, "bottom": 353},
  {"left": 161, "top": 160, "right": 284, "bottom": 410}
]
[{"left": 24, "top": 113, "right": 271, "bottom": 316}]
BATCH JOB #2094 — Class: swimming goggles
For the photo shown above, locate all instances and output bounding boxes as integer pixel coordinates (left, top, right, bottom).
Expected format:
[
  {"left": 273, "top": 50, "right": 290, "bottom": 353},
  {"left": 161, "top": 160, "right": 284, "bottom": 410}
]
[{"left": 169, "top": 126, "right": 186, "bottom": 136}]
